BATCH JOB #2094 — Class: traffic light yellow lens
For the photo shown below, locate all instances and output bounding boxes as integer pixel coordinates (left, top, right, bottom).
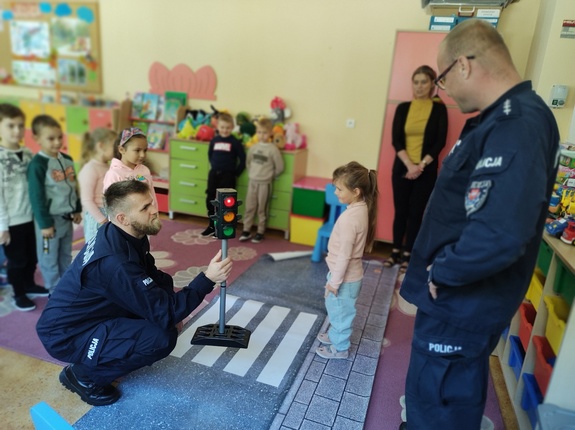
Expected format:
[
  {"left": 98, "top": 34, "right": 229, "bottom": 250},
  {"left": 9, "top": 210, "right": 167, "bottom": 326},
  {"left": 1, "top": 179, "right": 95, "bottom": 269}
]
[{"left": 223, "top": 212, "right": 235, "bottom": 222}]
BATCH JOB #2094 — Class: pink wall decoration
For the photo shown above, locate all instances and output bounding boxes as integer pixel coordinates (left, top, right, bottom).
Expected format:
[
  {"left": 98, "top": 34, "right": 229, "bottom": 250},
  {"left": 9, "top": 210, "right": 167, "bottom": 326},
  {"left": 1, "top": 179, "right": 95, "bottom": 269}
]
[{"left": 148, "top": 62, "right": 217, "bottom": 100}]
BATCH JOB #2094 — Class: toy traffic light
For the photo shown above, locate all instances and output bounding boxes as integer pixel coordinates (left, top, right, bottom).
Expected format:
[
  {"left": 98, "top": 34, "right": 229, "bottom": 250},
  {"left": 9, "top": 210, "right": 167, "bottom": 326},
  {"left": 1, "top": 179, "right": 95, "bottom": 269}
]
[{"left": 210, "top": 188, "right": 242, "bottom": 239}]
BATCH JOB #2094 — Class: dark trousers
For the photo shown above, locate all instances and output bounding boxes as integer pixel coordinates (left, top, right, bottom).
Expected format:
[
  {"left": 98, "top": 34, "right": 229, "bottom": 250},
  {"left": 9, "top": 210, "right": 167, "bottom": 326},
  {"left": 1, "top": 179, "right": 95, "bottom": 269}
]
[
  {"left": 391, "top": 169, "right": 437, "bottom": 252},
  {"left": 71, "top": 318, "right": 178, "bottom": 386},
  {"left": 205, "top": 169, "right": 237, "bottom": 226},
  {"left": 2, "top": 221, "right": 38, "bottom": 297},
  {"left": 405, "top": 311, "right": 500, "bottom": 430}
]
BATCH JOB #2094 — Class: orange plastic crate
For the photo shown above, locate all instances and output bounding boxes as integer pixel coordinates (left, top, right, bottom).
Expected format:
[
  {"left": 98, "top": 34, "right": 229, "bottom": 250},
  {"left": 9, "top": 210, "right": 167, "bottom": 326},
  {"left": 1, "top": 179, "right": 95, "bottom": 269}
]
[
  {"left": 519, "top": 302, "right": 536, "bottom": 351},
  {"left": 532, "top": 335, "right": 555, "bottom": 397}
]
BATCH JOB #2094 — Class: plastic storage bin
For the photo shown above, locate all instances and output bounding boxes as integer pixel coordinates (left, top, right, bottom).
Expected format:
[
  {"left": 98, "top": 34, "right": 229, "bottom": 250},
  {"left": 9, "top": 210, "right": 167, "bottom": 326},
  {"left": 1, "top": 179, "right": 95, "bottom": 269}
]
[
  {"left": 538, "top": 403, "right": 575, "bottom": 430},
  {"left": 537, "top": 240, "right": 553, "bottom": 277},
  {"left": 553, "top": 258, "right": 575, "bottom": 307},
  {"left": 519, "top": 302, "right": 536, "bottom": 351},
  {"left": 521, "top": 373, "right": 543, "bottom": 429},
  {"left": 532, "top": 335, "right": 556, "bottom": 397},
  {"left": 543, "top": 295, "right": 570, "bottom": 355},
  {"left": 508, "top": 335, "right": 525, "bottom": 381},
  {"left": 526, "top": 270, "right": 545, "bottom": 311}
]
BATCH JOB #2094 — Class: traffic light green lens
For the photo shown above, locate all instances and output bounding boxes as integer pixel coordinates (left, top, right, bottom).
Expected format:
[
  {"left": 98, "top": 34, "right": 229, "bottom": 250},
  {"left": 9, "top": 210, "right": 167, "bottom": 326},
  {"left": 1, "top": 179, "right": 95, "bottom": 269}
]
[{"left": 223, "top": 226, "right": 234, "bottom": 236}]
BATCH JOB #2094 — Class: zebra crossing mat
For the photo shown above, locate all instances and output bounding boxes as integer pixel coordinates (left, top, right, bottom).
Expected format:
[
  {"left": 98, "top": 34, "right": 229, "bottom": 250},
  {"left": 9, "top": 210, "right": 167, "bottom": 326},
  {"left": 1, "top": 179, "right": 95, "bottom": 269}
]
[{"left": 74, "top": 255, "right": 328, "bottom": 430}]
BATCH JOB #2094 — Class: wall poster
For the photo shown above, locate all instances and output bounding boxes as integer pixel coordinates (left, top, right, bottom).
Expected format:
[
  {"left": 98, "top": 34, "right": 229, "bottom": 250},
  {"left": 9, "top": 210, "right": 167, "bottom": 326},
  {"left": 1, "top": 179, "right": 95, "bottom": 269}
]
[{"left": 0, "top": 1, "right": 102, "bottom": 92}]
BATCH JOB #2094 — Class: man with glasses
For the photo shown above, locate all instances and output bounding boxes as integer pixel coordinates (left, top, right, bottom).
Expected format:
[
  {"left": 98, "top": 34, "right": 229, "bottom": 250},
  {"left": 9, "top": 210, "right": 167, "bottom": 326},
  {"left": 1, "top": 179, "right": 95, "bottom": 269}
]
[{"left": 399, "top": 19, "right": 559, "bottom": 430}]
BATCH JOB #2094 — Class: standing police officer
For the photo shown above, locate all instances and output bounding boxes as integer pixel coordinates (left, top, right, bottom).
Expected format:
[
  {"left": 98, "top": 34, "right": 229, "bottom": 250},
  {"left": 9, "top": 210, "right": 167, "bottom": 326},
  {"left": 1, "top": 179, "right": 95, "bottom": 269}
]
[
  {"left": 399, "top": 19, "right": 560, "bottom": 430},
  {"left": 36, "top": 180, "right": 232, "bottom": 406}
]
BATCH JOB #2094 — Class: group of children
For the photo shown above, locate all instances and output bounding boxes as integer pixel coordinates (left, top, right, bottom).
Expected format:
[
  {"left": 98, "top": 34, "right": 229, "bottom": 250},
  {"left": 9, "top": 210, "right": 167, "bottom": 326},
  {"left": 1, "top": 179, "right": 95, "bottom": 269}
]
[
  {"left": 0, "top": 103, "right": 157, "bottom": 312},
  {"left": 1, "top": 101, "right": 378, "bottom": 360}
]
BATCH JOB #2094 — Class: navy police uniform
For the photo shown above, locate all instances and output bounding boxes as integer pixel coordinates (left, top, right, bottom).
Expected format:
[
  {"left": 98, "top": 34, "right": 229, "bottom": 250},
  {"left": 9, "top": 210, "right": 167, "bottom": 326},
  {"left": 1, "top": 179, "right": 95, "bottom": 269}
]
[
  {"left": 400, "top": 81, "right": 559, "bottom": 429},
  {"left": 36, "top": 222, "right": 215, "bottom": 385}
]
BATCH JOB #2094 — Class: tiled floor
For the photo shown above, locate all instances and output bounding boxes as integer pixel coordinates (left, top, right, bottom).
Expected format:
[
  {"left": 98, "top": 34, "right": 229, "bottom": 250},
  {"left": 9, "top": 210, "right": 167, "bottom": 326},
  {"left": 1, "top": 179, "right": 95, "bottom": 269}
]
[{"left": 271, "top": 260, "right": 396, "bottom": 430}]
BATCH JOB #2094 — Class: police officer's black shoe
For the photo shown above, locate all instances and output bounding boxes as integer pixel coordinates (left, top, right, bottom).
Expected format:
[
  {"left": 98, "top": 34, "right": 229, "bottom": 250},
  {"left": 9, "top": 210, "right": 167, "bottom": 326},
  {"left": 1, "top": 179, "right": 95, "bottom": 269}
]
[
  {"left": 59, "top": 365, "right": 120, "bottom": 406},
  {"left": 398, "top": 422, "right": 407, "bottom": 430}
]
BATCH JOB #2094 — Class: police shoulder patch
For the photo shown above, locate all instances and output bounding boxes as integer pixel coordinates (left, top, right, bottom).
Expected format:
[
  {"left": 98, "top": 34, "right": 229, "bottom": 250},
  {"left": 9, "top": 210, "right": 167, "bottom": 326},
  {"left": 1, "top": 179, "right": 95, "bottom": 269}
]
[{"left": 465, "top": 180, "right": 492, "bottom": 216}]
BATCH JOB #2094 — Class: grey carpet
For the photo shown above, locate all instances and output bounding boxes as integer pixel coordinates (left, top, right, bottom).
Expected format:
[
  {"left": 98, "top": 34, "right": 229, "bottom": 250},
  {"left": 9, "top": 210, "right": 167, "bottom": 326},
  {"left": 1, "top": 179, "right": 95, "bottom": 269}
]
[{"left": 73, "top": 255, "right": 329, "bottom": 430}]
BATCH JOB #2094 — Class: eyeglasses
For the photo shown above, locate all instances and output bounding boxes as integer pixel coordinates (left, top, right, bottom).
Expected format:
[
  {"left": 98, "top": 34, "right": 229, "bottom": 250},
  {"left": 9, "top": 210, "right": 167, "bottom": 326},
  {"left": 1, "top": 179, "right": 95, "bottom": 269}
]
[{"left": 434, "top": 56, "right": 475, "bottom": 90}]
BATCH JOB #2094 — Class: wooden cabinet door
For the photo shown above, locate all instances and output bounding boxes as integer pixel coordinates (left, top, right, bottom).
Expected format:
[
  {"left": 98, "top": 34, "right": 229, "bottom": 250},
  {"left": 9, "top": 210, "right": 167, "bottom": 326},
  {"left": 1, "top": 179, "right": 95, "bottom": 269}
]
[{"left": 89, "top": 108, "right": 114, "bottom": 129}]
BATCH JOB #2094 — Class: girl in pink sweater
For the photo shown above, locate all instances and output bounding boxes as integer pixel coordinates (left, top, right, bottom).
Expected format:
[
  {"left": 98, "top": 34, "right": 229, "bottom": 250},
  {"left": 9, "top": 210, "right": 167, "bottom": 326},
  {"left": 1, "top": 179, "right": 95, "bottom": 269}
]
[
  {"left": 103, "top": 127, "right": 157, "bottom": 205},
  {"left": 78, "top": 128, "right": 116, "bottom": 243},
  {"left": 316, "top": 161, "right": 379, "bottom": 359}
]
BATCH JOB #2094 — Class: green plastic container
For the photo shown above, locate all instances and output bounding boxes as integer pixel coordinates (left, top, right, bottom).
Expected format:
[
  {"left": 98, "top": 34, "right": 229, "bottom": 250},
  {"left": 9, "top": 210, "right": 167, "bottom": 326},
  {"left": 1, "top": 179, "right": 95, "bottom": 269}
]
[
  {"left": 537, "top": 241, "right": 553, "bottom": 277},
  {"left": 292, "top": 188, "right": 326, "bottom": 218},
  {"left": 553, "top": 259, "right": 575, "bottom": 307}
]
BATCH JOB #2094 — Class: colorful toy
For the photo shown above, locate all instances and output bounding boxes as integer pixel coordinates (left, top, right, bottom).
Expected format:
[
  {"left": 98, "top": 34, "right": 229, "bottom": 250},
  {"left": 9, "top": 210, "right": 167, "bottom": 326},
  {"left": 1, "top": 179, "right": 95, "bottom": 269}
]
[
  {"left": 272, "top": 124, "right": 286, "bottom": 149},
  {"left": 545, "top": 218, "right": 569, "bottom": 238},
  {"left": 195, "top": 124, "right": 215, "bottom": 141},
  {"left": 284, "top": 123, "right": 307, "bottom": 150},
  {"left": 177, "top": 120, "right": 197, "bottom": 139},
  {"left": 560, "top": 220, "right": 575, "bottom": 245},
  {"left": 270, "top": 96, "right": 292, "bottom": 124}
]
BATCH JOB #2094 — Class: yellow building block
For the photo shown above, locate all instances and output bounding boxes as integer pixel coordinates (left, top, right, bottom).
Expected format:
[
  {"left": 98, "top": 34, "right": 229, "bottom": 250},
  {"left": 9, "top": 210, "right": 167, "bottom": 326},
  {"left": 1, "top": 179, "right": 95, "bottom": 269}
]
[{"left": 290, "top": 214, "right": 323, "bottom": 246}]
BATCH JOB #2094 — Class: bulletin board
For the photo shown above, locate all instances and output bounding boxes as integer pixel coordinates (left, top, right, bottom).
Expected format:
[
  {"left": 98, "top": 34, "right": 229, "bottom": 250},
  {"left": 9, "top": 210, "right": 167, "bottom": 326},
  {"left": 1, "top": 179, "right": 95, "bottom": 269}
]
[{"left": 0, "top": 1, "right": 102, "bottom": 93}]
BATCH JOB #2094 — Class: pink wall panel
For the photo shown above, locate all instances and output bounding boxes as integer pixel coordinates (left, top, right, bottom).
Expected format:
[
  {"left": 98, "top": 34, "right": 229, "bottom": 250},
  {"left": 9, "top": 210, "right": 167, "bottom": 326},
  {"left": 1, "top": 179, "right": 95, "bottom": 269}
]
[{"left": 375, "top": 31, "right": 473, "bottom": 242}]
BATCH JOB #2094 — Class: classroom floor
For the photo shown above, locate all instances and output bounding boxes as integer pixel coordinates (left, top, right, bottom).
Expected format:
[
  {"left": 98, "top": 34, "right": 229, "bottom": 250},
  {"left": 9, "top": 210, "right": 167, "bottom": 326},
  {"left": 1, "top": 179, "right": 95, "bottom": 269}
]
[{"left": 1, "top": 214, "right": 518, "bottom": 429}]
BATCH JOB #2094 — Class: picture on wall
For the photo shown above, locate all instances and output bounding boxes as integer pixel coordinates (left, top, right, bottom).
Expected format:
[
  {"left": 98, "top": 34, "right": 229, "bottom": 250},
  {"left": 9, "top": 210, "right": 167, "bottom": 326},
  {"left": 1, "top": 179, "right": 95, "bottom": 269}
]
[
  {"left": 58, "top": 58, "right": 87, "bottom": 85},
  {"left": 51, "top": 17, "right": 91, "bottom": 56},
  {"left": 12, "top": 60, "right": 56, "bottom": 87},
  {"left": 9, "top": 21, "right": 50, "bottom": 58},
  {"left": 0, "top": 1, "right": 102, "bottom": 92}
]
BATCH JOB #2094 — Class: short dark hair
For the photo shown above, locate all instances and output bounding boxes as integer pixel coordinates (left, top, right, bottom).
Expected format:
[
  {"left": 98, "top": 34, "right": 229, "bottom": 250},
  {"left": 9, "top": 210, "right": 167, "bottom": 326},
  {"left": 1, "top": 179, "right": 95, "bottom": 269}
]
[
  {"left": 104, "top": 180, "right": 149, "bottom": 217},
  {"left": 0, "top": 103, "right": 25, "bottom": 122},
  {"left": 31, "top": 114, "right": 62, "bottom": 135}
]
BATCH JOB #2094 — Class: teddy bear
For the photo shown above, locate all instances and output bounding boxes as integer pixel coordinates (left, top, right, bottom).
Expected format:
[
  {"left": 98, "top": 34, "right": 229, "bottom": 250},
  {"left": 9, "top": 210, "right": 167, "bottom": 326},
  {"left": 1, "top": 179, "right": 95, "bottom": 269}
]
[{"left": 283, "top": 123, "right": 307, "bottom": 150}]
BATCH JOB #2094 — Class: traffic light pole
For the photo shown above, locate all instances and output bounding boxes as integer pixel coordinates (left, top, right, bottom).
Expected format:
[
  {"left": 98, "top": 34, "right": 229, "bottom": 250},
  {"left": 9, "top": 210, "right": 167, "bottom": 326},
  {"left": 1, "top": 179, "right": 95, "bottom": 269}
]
[
  {"left": 218, "top": 239, "right": 228, "bottom": 335},
  {"left": 190, "top": 188, "right": 251, "bottom": 349}
]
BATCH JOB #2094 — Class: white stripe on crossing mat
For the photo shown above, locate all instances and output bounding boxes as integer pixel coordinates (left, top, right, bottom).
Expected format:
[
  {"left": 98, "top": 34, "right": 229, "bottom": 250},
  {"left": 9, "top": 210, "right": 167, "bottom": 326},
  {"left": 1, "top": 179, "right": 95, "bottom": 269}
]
[
  {"left": 170, "top": 295, "right": 239, "bottom": 358},
  {"left": 192, "top": 299, "right": 263, "bottom": 367},
  {"left": 257, "top": 312, "right": 318, "bottom": 387},
  {"left": 223, "top": 305, "right": 290, "bottom": 377}
]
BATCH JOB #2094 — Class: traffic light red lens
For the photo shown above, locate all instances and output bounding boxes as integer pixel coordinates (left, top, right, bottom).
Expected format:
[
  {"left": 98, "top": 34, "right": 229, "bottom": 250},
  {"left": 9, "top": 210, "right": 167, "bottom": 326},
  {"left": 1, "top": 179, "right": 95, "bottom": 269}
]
[
  {"left": 223, "top": 212, "right": 235, "bottom": 222},
  {"left": 224, "top": 196, "right": 235, "bottom": 207}
]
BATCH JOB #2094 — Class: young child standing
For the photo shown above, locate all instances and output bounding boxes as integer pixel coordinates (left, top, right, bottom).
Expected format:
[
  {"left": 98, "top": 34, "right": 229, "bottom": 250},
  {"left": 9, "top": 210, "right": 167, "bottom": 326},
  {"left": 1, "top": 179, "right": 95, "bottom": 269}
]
[
  {"left": 239, "top": 118, "right": 284, "bottom": 243},
  {"left": 316, "top": 161, "right": 379, "bottom": 359},
  {"left": 202, "top": 112, "right": 246, "bottom": 237},
  {"left": 103, "top": 127, "right": 157, "bottom": 204},
  {"left": 0, "top": 104, "right": 49, "bottom": 311},
  {"left": 28, "top": 115, "right": 82, "bottom": 294},
  {"left": 78, "top": 128, "right": 116, "bottom": 243}
]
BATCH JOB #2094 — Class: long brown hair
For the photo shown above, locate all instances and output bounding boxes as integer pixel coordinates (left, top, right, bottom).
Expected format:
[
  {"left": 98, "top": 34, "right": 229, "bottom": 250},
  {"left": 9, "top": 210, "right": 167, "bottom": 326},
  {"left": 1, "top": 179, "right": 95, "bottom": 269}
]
[
  {"left": 80, "top": 128, "right": 117, "bottom": 168},
  {"left": 332, "top": 161, "right": 379, "bottom": 252}
]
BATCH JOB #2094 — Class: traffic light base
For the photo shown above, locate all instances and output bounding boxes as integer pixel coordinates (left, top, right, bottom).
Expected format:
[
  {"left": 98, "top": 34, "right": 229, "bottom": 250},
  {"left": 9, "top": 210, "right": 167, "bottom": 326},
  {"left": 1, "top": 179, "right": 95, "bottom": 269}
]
[{"left": 190, "top": 324, "right": 251, "bottom": 349}]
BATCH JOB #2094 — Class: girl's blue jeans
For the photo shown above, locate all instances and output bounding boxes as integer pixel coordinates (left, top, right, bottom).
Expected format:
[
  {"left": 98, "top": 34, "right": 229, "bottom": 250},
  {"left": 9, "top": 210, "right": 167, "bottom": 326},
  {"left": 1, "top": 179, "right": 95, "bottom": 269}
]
[{"left": 325, "top": 272, "right": 362, "bottom": 352}]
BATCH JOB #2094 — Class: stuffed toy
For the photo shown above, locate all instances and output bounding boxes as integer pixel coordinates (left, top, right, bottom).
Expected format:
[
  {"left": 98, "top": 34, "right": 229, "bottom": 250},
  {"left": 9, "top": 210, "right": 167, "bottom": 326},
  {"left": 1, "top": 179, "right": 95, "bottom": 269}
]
[
  {"left": 272, "top": 124, "right": 286, "bottom": 149},
  {"left": 270, "top": 96, "right": 292, "bottom": 124},
  {"left": 195, "top": 125, "right": 215, "bottom": 141},
  {"left": 284, "top": 123, "right": 307, "bottom": 150},
  {"left": 177, "top": 119, "right": 198, "bottom": 140}
]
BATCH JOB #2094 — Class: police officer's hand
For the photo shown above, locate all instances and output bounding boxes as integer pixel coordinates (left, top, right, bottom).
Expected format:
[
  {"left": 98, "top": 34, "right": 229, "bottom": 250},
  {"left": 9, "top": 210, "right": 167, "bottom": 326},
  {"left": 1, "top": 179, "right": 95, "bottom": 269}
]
[{"left": 205, "top": 250, "right": 232, "bottom": 283}]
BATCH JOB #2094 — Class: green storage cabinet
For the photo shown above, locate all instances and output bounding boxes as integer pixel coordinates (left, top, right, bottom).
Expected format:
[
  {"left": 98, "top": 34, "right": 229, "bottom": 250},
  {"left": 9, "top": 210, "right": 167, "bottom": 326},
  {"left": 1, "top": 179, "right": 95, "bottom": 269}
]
[
  {"left": 553, "top": 258, "right": 575, "bottom": 307},
  {"left": 537, "top": 240, "right": 553, "bottom": 277},
  {"left": 292, "top": 187, "right": 326, "bottom": 218}
]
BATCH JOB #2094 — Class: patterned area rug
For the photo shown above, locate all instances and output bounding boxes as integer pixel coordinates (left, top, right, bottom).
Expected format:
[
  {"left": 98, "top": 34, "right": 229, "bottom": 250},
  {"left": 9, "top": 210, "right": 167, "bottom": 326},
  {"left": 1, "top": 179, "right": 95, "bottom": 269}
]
[{"left": 0, "top": 219, "right": 313, "bottom": 365}]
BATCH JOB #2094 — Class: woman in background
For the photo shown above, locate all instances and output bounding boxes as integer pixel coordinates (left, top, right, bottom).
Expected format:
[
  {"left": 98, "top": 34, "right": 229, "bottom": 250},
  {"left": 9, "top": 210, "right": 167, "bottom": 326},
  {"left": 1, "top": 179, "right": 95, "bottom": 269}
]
[{"left": 385, "top": 65, "right": 448, "bottom": 274}]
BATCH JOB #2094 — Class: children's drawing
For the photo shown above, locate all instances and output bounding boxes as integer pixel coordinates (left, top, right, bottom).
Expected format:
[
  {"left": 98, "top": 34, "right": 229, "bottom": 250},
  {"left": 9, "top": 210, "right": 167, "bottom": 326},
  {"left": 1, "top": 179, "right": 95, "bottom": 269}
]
[
  {"left": 58, "top": 59, "right": 87, "bottom": 85},
  {"left": 51, "top": 17, "right": 91, "bottom": 56},
  {"left": 10, "top": 20, "right": 51, "bottom": 59},
  {"left": 12, "top": 60, "right": 55, "bottom": 87}
]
